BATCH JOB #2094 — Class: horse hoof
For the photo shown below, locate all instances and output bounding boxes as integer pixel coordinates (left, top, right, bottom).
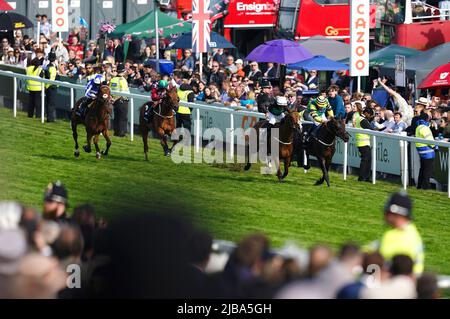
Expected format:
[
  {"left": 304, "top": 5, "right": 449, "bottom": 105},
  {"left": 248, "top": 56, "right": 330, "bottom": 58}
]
[
  {"left": 83, "top": 145, "right": 91, "bottom": 153},
  {"left": 96, "top": 152, "right": 102, "bottom": 160},
  {"left": 101, "top": 150, "right": 108, "bottom": 156},
  {"left": 244, "top": 164, "right": 251, "bottom": 171},
  {"left": 314, "top": 180, "right": 323, "bottom": 186},
  {"left": 74, "top": 150, "right": 80, "bottom": 158}
]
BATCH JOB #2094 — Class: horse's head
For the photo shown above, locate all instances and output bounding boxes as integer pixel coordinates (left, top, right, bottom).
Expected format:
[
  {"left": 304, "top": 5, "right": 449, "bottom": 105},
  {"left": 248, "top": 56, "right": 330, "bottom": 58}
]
[
  {"left": 163, "top": 85, "right": 180, "bottom": 111},
  {"left": 285, "top": 112, "right": 302, "bottom": 133},
  {"left": 326, "top": 117, "right": 350, "bottom": 142},
  {"left": 98, "top": 85, "right": 111, "bottom": 102}
]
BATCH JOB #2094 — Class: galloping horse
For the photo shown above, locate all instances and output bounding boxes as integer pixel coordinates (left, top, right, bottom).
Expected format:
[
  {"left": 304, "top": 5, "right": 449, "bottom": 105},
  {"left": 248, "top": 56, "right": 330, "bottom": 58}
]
[
  {"left": 139, "top": 86, "right": 180, "bottom": 160},
  {"left": 297, "top": 117, "right": 350, "bottom": 187},
  {"left": 245, "top": 112, "right": 301, "bottom": 181},
  {"left": 71, "top": 85, "right": 112, "bottom": 160}
]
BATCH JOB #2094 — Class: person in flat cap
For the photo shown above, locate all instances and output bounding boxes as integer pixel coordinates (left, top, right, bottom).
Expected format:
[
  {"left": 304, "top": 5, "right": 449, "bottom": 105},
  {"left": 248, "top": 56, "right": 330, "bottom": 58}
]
[
  {"left": 43, "top": 181, "right": 69, "bottom": 222},
  {"left": 44, "top": 52, "right": 58, "bottom": 122},
  {"left": 369, "top": 191, "right": 424, "bottom": 275}
]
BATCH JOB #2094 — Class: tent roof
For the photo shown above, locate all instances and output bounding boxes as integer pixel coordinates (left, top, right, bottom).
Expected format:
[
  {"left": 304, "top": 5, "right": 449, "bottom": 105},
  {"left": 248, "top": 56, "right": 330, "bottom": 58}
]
[
  {"left": 339, "top": 44, "right": 421, "bottom": 66},
  {"left": 110, "top": 9, "right": 190, "bottom": 39},
  {"left": 381, "top": 42, "right": 450, "bottom": 86},
  {"left": 288, "top": 55, "right": 349, "bottom": 71},
  {"left": 299, "top": 36, "right": 350, "bottom": 61}
]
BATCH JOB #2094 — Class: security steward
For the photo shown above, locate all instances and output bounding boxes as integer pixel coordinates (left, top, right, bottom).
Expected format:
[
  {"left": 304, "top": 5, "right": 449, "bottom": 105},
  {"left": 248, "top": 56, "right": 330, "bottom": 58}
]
[
  {"left": 26, "top": 54, "right": 45, "bottom": 118},
  {"left": 44, "top": 52, "right": 58, "bottom": 122},
  {"left": 355, "top": 107, "right": 375, "bottom": 182},
  {"left": 376, "top": 192, "right": 424, "bottom": 275},
  {"left": 415, "top": 112, "right": 435, "bottom": 190},
  {"left": 176, "top": 80, "right": 195, "bottom": 139},
  {"left": 110, "top": 64, "right": 130, "bottom": 137}
]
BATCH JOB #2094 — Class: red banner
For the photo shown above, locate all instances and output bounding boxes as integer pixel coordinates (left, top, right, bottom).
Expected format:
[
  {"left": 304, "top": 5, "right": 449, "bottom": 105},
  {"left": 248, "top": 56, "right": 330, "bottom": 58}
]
[{"left": 223, "top": 0, "right": 279, "bottom": 28}]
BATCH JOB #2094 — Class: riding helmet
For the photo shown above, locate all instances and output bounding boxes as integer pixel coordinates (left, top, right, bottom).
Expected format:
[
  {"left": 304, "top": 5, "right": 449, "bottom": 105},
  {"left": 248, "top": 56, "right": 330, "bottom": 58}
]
[
  {"left": 158, "top": 80, "right": 169, "bottom": 89},
  {"left": 315, "top": 96, "right": 329, "bottom": 108}
]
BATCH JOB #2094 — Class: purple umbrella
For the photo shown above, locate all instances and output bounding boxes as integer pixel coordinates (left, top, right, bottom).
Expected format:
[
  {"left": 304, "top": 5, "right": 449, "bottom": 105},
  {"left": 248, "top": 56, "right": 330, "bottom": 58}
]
[{"left": 246, "top": 39, "right": 313, "bottom": 64}]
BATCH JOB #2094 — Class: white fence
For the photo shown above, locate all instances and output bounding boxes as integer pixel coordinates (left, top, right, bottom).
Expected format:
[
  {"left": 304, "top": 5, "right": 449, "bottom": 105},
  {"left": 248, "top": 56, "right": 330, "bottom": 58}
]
[{"left": 0, "top": 70, "right": 449, "bottom": 198}]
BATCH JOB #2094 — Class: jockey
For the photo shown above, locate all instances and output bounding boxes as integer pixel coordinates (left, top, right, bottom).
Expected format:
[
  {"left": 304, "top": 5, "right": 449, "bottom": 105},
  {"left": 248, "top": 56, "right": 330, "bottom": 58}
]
[
  {"left": 77, "top": 69, "right": 106, "bottom": 117},
  {"left": 268, "top": 95, "right": 288, "bottom": 125},
  {"left": 143, "top": 80, "right": 169, "bottom": 123},
  {"left": 302, "top": 95, "right": 334, "bottom": 145},
  {"left": 151, "top": 80, "right": 169, "bottom": 106}
]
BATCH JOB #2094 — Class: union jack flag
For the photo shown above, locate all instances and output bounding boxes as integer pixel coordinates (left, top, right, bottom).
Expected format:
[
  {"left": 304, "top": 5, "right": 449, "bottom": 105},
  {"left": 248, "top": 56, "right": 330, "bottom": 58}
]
[{"left": 192, "top": 0, "right": 211, "bottom": 53}]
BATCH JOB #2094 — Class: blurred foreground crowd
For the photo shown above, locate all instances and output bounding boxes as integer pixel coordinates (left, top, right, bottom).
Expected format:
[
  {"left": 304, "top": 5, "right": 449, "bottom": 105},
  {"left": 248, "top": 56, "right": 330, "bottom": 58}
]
[{"left": 0, "top": 181, "right": 444, "bottom": 299}]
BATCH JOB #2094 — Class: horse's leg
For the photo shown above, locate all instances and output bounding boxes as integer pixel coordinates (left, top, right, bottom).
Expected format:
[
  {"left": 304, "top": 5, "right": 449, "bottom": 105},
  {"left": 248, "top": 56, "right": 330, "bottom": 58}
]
[
  {"left": 282, "top": 156, "right": 290, "bottom": 180},
  {"left": 93, "top": 134, "right": 101, "bottom": 159},
  {"left": 101, "top": 129, "right": 112, "bottom": 156},
  {"left": 159, "top": 128, "right": 169, "bottom": 156},
  {"left": 315, "top": 157, "right": 327, "bottom": 186},
  {"left": 244, "top": 140, "right": 252, "bottom": 171},
  {"left": 83, "top": 130, "right": 93, "bottom": 153},
  {"left": 142, "top": 126, "right": 149, "bottom": 161},
  {"left": 324, "top": 157, "right": 332, "bottom": 187},
  {"left": 71, "top": 119, "right": 80, "bottom": 158}
]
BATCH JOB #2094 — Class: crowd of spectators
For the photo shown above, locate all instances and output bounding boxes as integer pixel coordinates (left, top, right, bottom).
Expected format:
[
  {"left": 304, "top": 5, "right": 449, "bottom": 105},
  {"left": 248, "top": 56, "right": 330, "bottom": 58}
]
[{"left": 0, "top": 182, "right": 444, "bottom": 299}]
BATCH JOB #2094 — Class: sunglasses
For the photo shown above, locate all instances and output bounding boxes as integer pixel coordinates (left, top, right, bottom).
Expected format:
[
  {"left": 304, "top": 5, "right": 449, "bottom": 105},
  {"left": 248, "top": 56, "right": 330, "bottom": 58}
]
[{"left": 212, "top": 65, "right": 219, "bottom": 68}]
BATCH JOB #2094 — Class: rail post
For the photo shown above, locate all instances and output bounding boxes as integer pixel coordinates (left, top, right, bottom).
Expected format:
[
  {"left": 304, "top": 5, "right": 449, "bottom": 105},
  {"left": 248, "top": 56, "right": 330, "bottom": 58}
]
[
  {"left": 41, "top": 83, "right": 45, "bottom": 123},
  {"left": 13, "top": 76, "right": 17, "bottom": 118},
  {"left": 372, "top": 135, "right": 377, "bottom": 184},
  {"left": 230, "top": 112, "right": 234, "bottom": 159},
  {"left": 403, "top": 140, "right": 409, "bottom": 190},
  {"left": 70, "top": 88, "right": 74, "bottom": 109},
  {"left": 196, "top": 108, "right": 200, "bottom": 153},
  {"left": 130, "top": 98, "right": 134, "bottom": 142},
  {"left": 344, "top": 142, "right": 348, "bottom": 180},
  {"left": 448, "top": 148, "right": 450, "bottom": 199}
]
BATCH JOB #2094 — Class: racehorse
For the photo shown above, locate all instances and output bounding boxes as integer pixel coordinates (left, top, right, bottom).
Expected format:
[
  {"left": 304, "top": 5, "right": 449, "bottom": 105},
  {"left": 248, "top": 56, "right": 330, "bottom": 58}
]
[
  {"left": 244, "top": 112, "right": 301, "bottom": 181},
  {"left": 71, "top": 85, "right": 113, "bottom": 160},
  {"left": 297, "top": 117, "right": 350, "bottom": 187},
  {"left": 139, "top": 86, "right": 180, "bottom": 160}
]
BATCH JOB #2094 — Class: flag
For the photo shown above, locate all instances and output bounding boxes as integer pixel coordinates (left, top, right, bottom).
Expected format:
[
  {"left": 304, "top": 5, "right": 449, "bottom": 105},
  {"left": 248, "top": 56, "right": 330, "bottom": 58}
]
[
  {"left": 79, "top": 17, "right": 89, "bottom": 28},
  {"left": 192, "top": 0, "right": 211, "bottom": 53}
]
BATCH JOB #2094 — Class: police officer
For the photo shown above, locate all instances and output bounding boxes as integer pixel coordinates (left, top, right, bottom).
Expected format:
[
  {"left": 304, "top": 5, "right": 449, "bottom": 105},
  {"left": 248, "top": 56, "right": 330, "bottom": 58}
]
[
  {"left": 377, "top": 191, "right": 424, "bottom": 275},
  {"left": 44, "top": 52, "right": 58, "bottom": 122},
  {"left": 415, "top": 112, "right": 435, "bottom": 190},
  {"left": 256, "top": 79, "right": 275, "bottom": 114},
  {"left": 110, "top": 64, "right": 130, "bottom": 137},
  {"left": 355, "top": 107, "right": 375, "bottom": 182},
  {"left": 26, "top": 54, "right": 44, "bottom": 118},
  {"left": 176, "top": 80, "right": 195, "bottom": 133}
]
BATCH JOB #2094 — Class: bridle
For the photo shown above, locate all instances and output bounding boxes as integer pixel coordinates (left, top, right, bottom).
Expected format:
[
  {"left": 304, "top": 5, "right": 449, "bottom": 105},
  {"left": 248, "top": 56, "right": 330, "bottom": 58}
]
[{"left": 153, "top": 90, "right": 176, "bottom": 119}]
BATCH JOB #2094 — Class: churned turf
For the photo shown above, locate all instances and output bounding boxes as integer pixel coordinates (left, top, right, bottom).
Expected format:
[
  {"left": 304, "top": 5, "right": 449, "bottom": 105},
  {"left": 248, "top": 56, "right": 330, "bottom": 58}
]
[{"left": 0, "top": 106, "right": 449, "bottom": 274}]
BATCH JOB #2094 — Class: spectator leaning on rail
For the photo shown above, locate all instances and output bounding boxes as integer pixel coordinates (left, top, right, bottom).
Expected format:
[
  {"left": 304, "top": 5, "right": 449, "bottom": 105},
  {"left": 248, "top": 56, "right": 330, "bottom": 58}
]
[
  {"left": 366, "top": 191, "right": 424, "bottom": 276},
  {"left": 415, "top": 112, "right": 436, "bottom": 190}
]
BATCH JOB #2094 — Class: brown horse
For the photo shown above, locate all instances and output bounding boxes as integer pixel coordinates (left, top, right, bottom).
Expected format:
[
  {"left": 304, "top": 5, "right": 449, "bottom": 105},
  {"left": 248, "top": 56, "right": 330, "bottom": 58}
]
[
  {"left": 245, "top": 112, "right": 301, "bottom": 181},
  {"left": 71, "top": 85, "right": 113, "bottom": 160},
  {"left": 297, "top": 117, "right": 350, "bottom": 187},
  {"left": 139, "top": 86, "right": 180, "bottom": 160}
]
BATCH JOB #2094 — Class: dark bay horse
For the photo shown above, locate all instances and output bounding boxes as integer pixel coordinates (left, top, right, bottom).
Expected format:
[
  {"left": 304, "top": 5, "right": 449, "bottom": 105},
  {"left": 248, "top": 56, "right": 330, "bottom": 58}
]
[
  {"left": 139, "top": 86, "right": 180, "bottom": 160},
  {"left": 297, "top": 117, "right": 350, "bottom": 187},
  {"left": 71, "top": 85, "right": 112, "bottom": 160},
  {"left": 245, "top": 112, "right": 301, "bottom": 181}
]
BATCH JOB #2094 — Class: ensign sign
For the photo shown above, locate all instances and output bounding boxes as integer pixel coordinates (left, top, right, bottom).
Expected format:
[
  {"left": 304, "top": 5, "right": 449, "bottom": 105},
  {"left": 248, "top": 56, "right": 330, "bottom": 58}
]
[
  {"left": 223, "top": 0, "right": 279, "bottom": 28},
  {"left": 350, "top": 0, "right": 370, "bottom": 77},
  {"left": 52, "top": 0, "right": 69, "bottom": 32}
]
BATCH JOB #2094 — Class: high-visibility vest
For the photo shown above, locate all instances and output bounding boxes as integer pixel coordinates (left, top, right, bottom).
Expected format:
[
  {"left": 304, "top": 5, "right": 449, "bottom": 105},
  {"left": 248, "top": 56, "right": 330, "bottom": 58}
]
[
  {"left": 355, "top": 113, "right": 370, "bottom": 147},
  {"left": 177, "top": 90, "right": 193, "bottom": 115},
  {"left": 45, "top": 65, "right": 58, "bottom": 89},
  {"left": 109, "top": 76, "right": 129, "bottom": 98},
  {"left": 415, "top": 125, "right": 435, "bottom": 159},
  {"left": 379, "top": 223, "right": 424, "bottom": 275},
  {"left": 26, "top": 66, "right": 43, "bottom": 92}
]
